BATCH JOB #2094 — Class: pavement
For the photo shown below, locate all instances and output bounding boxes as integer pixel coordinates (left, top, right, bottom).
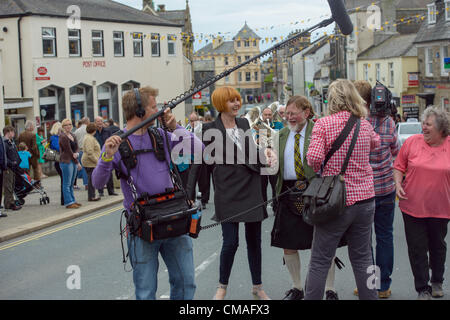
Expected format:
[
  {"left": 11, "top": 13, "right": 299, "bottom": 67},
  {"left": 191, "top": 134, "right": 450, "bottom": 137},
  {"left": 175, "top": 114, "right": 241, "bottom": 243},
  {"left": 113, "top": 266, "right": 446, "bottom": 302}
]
[{"left": 0, "top": 174, "right": 124, "bottom": 243}]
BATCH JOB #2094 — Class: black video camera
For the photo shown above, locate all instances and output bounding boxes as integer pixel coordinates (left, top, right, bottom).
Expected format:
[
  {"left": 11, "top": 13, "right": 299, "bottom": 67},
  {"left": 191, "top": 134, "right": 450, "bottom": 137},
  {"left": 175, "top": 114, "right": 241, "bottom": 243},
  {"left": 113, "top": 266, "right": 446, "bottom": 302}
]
[{"left": 370, "top": 81, "right": 397, "bottom": 117}]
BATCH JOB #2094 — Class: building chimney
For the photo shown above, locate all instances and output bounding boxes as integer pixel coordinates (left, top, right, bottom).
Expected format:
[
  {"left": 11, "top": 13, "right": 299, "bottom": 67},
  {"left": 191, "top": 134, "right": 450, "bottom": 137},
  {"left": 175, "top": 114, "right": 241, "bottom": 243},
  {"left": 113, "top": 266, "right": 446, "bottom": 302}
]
[
  {"left": 142, "top": 0, "right": 155, "bottom": 10},
  {"left": 158, "top": 5, "right": 166, "bottom": 12}
]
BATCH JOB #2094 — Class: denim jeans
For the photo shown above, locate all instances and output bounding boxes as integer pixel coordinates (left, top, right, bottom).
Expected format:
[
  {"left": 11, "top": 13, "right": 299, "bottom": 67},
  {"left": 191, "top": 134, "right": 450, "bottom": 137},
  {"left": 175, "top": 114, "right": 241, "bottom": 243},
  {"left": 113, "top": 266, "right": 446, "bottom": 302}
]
[
  {"left": 373, "top": 191, "right": 396, "bottom": 291},
  {"left": 76, "top": 151, "right": 89, "bottom": 186},
  {"left": 127, "top": 234, "right": 196, "bottom": 300},
  {"left": 60, "top": 161, "right": 77, "bottom": 206},
  {"left": 219, "top": 222, "right": 262, "bottom": 286}
]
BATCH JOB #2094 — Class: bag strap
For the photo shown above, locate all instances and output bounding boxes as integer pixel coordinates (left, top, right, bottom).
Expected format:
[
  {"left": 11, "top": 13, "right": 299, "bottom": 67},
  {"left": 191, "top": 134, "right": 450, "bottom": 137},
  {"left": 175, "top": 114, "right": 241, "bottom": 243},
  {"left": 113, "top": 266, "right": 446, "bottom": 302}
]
[
  {"left": 321, "top": 114, "right": 358, "bottom": 174},
  {"left": 340, "top": 117, "right": 360, "bottom": 175}
]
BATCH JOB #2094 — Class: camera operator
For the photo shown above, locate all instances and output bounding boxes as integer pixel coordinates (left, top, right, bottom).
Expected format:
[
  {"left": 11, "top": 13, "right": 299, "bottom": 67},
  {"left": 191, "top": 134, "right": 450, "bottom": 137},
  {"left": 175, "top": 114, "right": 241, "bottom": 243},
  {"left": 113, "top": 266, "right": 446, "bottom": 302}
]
[
  {"left": 92, "top": 86, "right": 203, "bottom": 300},
  {"left": 354, "top": 80, "right": 400, "bottom": 299}
]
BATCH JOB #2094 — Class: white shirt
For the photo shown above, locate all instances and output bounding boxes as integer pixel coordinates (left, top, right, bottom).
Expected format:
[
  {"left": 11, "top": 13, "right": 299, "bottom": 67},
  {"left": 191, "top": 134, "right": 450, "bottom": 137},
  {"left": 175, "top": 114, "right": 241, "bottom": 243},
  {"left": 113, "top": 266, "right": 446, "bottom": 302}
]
[
  {"left": 74, "top": 124, "right": 87, "bottom": 151},
  {"left": 226, "top": 126, "right": 242, "bottom": 150},
  {"left": 283, "top": 125, "right": 307, "bottom": 180}
]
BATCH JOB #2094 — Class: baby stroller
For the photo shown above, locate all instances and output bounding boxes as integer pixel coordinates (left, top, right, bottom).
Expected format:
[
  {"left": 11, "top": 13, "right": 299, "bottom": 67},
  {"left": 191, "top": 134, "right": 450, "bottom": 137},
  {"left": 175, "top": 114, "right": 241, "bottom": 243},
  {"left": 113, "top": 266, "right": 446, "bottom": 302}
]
[{"left": 13, "top": 167, "right": 50, "bottom": 206}]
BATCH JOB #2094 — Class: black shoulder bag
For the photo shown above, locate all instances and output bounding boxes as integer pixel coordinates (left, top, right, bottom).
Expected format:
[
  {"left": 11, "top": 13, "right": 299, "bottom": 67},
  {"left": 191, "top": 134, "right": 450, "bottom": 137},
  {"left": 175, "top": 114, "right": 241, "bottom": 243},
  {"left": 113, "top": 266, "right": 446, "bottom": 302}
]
[{"left": 302, "top": 115, "right": 361, "bottom": 226}]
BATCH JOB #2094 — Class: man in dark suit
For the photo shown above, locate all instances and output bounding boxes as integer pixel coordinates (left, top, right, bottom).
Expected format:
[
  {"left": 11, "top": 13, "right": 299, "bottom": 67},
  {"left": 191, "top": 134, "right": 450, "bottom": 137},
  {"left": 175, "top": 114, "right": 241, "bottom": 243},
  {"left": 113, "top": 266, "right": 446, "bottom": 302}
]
[{"left": 3, "top": 126, "right": 22, "bottom": 211}]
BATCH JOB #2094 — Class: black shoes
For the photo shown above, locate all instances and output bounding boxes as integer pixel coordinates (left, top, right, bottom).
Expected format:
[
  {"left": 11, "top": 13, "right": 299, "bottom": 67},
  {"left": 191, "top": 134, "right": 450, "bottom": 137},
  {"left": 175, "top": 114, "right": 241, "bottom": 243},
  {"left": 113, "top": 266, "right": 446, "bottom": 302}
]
[
  {"left": 326, "top": 290, "right": 339, "bottom": 300},
  {"left": 282, "top": 288, "right": 304, "bottom": 300},
  {"left": 109, "top": 192, "right": 119, "bottom": 196}
]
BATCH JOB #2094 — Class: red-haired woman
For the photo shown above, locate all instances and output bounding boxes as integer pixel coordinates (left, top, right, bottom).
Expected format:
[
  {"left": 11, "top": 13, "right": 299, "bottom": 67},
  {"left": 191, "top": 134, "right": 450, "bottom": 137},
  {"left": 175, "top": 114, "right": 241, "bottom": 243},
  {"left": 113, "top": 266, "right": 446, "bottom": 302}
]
[{"left": 187, "top": 87, "right": 271, "bottom": 300}]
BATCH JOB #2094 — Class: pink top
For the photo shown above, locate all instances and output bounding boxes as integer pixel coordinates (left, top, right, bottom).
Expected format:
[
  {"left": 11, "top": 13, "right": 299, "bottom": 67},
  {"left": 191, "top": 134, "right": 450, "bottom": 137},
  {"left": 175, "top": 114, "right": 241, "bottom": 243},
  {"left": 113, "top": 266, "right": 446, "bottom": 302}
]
[
  {"left": 307, "top": 111, "right": 380, "bottom": 206},
  {"left": 394, "top": 134, "right": 450, "bottom": 219}
]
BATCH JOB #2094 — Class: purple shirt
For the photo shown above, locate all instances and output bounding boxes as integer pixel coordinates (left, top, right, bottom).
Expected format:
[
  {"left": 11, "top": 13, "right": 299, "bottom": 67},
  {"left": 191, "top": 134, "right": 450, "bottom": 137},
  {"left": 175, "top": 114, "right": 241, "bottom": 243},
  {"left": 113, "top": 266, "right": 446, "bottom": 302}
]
[{"left": 92, "top": 125, "right": 204, "bottom": 211}]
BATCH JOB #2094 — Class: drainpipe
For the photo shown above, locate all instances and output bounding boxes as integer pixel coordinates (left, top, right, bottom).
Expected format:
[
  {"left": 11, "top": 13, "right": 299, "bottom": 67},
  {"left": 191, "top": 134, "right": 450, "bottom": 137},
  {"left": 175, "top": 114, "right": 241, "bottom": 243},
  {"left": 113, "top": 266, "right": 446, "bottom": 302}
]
[{"left": 17, "top": 15, "right": 24, "bottom": 97}]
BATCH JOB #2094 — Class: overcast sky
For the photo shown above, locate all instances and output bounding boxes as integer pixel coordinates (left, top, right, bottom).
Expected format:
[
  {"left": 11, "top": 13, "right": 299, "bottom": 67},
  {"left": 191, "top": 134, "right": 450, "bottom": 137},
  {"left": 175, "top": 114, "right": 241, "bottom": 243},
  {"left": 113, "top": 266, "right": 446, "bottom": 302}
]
[{"left": 115, "top": 0, "right": 336, "bottom": 51}]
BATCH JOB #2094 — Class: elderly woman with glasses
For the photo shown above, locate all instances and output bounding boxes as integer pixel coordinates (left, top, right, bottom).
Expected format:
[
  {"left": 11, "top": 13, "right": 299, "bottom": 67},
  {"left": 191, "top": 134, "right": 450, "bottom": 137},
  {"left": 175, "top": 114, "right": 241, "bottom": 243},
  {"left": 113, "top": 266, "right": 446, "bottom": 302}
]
[
  {"left": 59, "top": 118, "right": 82, "bottom": 209},
  {"left": 394, "top": 106, "right": 450, "bottom": 300}
]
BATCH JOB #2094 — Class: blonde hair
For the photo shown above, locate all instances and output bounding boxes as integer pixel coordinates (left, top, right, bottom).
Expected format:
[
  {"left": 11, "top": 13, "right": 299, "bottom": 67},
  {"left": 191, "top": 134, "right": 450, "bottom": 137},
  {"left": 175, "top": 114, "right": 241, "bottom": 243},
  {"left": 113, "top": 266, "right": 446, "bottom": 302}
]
[
  {"left": 211, "top": 87, "right": 242, "bottom": 113},
  {"left": 327, "top": 79, "right": 367, "bottom": 118},
  {"left": 50, "top": 121, "right": 62, "bottom": 135},
  {"left": 61, "top": 118, "right": 72, "bottom": 127},
  {"left": 122, "top": 86, "right": 159, "bottom": 121}
]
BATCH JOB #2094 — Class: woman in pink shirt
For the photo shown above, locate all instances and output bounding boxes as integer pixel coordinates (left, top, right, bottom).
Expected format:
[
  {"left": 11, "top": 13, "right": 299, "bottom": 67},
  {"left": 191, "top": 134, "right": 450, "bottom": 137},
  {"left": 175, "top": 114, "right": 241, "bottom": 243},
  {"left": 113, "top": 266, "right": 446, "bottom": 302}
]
[{"left": 394, "top": 106, "right": 450, "bottom": 300}]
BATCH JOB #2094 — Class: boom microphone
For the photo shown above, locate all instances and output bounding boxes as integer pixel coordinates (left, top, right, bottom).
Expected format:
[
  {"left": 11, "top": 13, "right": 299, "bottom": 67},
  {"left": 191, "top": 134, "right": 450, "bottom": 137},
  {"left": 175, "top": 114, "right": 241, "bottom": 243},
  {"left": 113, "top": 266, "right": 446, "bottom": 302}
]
[{"left": 327, "top": 0, "right": 354, "bottom": 35}]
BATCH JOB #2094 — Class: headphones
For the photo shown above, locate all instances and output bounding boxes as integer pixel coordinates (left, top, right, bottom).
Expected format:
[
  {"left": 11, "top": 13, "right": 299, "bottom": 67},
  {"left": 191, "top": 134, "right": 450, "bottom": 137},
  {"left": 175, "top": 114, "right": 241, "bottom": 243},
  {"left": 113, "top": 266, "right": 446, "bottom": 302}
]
[{"left": 134, "top": 88, "right": 146, "bottom": 118}]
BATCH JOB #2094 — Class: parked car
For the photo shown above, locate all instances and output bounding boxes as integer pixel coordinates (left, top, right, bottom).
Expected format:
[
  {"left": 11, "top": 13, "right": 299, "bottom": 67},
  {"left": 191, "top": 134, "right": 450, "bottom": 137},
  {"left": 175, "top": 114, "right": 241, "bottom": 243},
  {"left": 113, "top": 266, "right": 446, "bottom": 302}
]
[{"left": 396, "top": 122, "right": 423, "bottom": 147}]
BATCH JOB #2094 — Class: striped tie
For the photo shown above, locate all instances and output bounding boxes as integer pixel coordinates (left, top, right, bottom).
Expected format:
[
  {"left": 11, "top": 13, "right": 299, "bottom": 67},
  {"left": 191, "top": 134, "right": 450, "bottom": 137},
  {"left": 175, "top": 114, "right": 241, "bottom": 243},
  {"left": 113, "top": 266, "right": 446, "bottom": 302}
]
[{"left": 294, "top": 134, "right": 304, "bottom": 180}]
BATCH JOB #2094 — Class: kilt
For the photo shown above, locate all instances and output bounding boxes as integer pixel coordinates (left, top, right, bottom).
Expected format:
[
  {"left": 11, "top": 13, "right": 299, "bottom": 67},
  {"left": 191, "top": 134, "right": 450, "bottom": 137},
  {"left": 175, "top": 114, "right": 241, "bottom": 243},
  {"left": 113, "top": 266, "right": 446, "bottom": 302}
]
[
  {"left": 271, "top": 180, "right": 314, "bottom": 250},
  {"left": 271, "top": 180, "right": 348, "bottom": 250}
]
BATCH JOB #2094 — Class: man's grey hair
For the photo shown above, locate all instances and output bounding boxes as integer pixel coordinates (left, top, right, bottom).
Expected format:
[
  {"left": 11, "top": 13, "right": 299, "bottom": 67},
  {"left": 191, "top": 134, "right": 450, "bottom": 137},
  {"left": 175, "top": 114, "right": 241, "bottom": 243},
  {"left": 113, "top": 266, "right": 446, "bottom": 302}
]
[
  {"left": 25, "top": 120, "right": 35, "bottom": 131},
  {"left": 421, "top": 106, "right": 449, "bottom": 137}
]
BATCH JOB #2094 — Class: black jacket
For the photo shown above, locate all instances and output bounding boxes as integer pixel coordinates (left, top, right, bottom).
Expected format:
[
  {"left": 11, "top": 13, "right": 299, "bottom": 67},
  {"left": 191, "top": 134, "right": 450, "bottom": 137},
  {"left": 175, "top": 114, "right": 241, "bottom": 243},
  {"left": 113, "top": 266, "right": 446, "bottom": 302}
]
[
  {"left": 4, "top": 138, "right": 21, "bottom": 169},
  {"left": 0, "top": 135, "right": 7, "bottom": 171},
  {"left": 186, "top": 114, "right": 267, "bottom": 223}
]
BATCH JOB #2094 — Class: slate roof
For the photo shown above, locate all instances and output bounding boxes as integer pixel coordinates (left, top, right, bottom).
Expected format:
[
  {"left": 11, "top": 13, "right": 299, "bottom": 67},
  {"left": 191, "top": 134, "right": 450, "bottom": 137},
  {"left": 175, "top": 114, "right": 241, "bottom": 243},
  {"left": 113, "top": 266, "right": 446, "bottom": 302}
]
[
  {"left": 233, "top": 22, "right": 261, "bottom": 40},
  {"left": 0, "top": 0, "right": 181, "bottom": 27},
  {"left": 359, "top": 33, "right": 418, "bottom": 59},
  {"left": 414, "top": 1, "right": 450, "bottom": 43},
  {"left": 194, "top": 41, "right": 235, "bottom": 56},
  {"left": 194, "top": 22, "right": 261, "bottom": 57}
]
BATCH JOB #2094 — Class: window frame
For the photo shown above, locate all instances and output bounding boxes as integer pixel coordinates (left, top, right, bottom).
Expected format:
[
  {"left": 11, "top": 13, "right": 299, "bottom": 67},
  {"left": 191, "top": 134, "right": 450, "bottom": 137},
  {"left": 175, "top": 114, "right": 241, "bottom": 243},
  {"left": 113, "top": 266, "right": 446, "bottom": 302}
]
[
  {"left": 445, "top": 0, "right": 450, "bottom": 21},
  {"left": 388, "top": 62, "right": 394, "bottom": 87},
  {"left": 151, "top": 33, "right": 161, "bottom": 57},
  {"left": 113, "top": 31, "right": 124, "bottom": 57},
  {"left": 363, "top": 63, "right": 369, "bottom": 81},
  {"left": 92, "top": 30, "right": 104, "bottom": 57},
  {"left": 133, "top": 32, "right": 143, "bottom": 57},
  {"left": 245, "top": 72, "right": 251, "bottom": 82},
  {"left": 68, "top": 29, "right": 81, "bottom": 57},
  {"left": 167, "top": 34, "right": 176, "bottom": 56},
  {"left": 428, "top": 3, "right": 437, "bottom": 24},
  {"left": 425, "top": 47, "right": 434, "bottom": 77},
  {"left": 42, "top": 27, "right": 57, "bottom": 57},
  {"left": 441, "top": 45, "right": 449, "bottom": 76},
  {"left": 375, "top": 63, "right": 380, "bottom": 81}
]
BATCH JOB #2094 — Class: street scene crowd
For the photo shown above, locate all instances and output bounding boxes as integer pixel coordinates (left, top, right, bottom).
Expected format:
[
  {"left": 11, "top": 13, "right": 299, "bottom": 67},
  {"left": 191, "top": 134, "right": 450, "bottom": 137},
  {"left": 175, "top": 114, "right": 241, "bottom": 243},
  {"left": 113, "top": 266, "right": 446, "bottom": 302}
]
[
  {"left": 0, "top": 0, "right": 449, "bottom": 303},
  {"left": 2, "top": 77, "right": 447, "bottom": 301}
]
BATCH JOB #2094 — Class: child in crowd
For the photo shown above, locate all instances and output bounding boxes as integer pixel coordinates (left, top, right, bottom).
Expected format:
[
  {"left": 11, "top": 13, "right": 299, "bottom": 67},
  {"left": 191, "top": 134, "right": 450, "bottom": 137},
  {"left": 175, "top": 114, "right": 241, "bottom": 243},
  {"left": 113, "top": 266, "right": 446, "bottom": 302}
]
[{"left": 18, "top": 142, "right": 32, "bottom": 174}]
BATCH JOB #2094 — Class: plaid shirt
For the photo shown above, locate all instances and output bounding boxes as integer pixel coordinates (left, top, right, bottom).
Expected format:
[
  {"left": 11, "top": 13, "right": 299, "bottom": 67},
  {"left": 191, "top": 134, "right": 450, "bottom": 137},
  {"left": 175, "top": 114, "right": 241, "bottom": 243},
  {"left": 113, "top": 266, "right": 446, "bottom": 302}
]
[
  {"left": 307, "top": 111, "right": 381, "bottom": 206},
  {"left": 367, "top": 116, "right": 400, "bottom": 196}
]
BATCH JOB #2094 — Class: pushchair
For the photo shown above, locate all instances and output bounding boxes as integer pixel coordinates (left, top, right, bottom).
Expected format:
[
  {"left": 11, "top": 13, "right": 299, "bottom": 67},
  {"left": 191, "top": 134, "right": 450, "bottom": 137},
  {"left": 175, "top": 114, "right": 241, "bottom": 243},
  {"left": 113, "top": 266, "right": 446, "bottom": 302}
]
[{"left": 13, "top": 167, "right": 50, "bottom": 206}]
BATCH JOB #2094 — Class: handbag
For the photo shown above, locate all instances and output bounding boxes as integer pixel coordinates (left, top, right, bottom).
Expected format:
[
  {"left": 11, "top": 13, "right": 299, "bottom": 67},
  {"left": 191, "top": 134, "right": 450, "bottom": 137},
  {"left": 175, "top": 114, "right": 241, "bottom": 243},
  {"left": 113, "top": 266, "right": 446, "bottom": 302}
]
[
  {"left": 302, "top": 115, "right": 361, "bottom": 226},
  {"left": 42, "top": 148, "right": 60, "bottom": 162}
]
